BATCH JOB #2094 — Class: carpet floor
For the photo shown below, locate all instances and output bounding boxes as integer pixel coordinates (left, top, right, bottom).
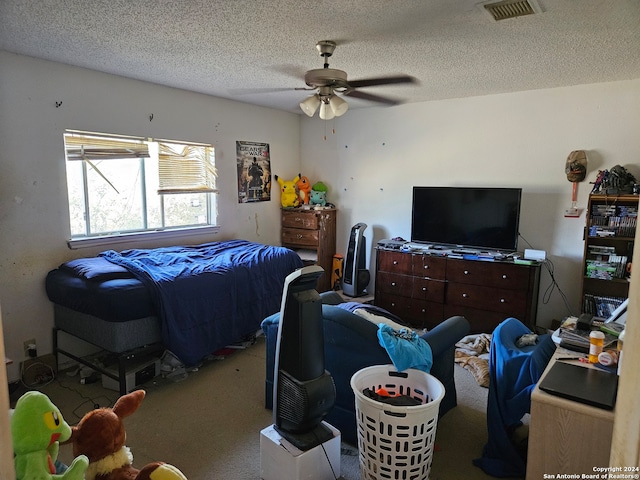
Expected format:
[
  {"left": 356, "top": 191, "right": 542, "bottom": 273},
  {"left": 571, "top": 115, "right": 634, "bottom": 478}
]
[{"left": 10, "top": 335, "right": 499, "bottom": 479}]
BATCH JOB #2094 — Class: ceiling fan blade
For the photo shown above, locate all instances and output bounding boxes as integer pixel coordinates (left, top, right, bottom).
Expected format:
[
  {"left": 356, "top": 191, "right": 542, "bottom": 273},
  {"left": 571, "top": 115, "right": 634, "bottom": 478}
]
[
  {"left": 344, "top": 90, "right": 400, "bottom": 106},
  {"left": 347, "top": 75, "right": 417, "bottom": 89}
]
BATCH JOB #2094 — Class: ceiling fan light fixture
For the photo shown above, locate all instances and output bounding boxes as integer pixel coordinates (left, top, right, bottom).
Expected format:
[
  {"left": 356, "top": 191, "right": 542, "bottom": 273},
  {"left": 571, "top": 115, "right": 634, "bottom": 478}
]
[
  {"left": 299, "top": 94, "right": 320, "bottom": 117},
  {"left": 319, "top": 101, "right": 335, "bottom": 120},
  {"left": 329, "top": 94, "right": 348, "bottom": 117}
]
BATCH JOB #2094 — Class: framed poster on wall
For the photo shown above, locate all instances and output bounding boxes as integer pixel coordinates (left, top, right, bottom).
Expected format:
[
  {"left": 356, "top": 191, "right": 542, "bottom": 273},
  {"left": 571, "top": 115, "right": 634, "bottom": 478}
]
[{"left": 236, "top": 141, "right": 271, "bottom": 203}]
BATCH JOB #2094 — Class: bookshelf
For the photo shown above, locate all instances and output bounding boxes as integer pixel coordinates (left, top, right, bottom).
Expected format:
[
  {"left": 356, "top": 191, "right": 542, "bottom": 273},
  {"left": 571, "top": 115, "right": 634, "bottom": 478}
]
[{"left": 581, "top": 194, "right": 638, "bottom": 316}]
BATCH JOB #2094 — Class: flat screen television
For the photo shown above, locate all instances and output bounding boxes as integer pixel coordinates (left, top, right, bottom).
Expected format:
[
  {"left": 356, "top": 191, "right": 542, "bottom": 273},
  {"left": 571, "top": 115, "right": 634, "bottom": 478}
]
[{"left": 411, "top": 186, "right": 522, "bottom": 252}]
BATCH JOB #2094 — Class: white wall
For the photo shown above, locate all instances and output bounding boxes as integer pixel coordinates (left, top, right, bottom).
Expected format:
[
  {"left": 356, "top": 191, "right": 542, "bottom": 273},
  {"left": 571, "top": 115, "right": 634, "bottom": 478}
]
[
  {"left": 301, "top": 80, "right": 640, "bottom": 329},
  {"left": 0, "top": 51, "right": 301, "bottom": 382}
]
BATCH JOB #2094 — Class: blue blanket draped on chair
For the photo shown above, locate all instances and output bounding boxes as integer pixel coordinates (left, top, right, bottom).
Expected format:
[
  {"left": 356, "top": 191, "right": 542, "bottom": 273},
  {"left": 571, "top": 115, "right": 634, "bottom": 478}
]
[{"left": 473, "top": 318, "right": 555, "bottom": 478}]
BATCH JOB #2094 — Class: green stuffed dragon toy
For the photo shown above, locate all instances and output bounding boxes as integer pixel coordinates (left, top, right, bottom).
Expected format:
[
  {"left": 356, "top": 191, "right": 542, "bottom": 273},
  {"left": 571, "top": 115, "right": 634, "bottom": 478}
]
[{"left": 11, "top": 391, "right": 88, "bottom": 480}]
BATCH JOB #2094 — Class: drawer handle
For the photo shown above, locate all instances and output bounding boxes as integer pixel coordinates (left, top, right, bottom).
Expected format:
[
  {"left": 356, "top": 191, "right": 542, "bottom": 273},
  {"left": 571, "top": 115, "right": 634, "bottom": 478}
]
[
  {"left": 391, "top": 282, "right": 396, "bottom": 287},
  {"left": 424, "top": 265, "right": 429, "bottom": 269},
  {"left": 462, "top": 293, "right": 468, "bottom": 298},
  {"left": 421, "top": 308, "right": 426, "bottom": 313},
  {"left": 391, "top": 302, "right": 396, "bottom": 307},
  {"left": 296, "top": 234, "right": 303, "bottom": 239},
  {"left": 295, "top": 217, "right": 302, "bottom": 222},
  {"left": 393, "top": 261, "right": 398, "bottom": 265},
  {"left": 464, "top": 270, "right": 469, "bottom": 275},
  {"left": 422, "top": 287, "right": 427, "bottom": 291},
  {"left": 500, "top": 298, "right": 505, "bottom": 303},
  {"left": 502, "top": 274, "right": 508, "bottom": 279}
]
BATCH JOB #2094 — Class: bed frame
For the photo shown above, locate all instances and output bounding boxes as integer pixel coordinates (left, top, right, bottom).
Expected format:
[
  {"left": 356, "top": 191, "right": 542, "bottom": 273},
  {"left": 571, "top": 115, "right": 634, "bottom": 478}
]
[{"left": 52, "top": 305, "right": 164, "bottom": 395}]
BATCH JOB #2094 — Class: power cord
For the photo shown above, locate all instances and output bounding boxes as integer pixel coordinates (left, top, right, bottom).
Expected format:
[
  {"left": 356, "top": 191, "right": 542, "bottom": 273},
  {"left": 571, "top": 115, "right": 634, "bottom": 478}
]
[
  {"left": 518, "top": 233, "right": 575, "bottom": 317},
  {"left": 21, "top": 360, "right": 55, "bottom": 389},
  {"left": 312, "top": 426, "right": 339, "bottom": 480},
  {"left": 55, "top": 380, "right": 116, "bottom": 422},
  {"left": 540, "top": 257, "right": 575, "bottom": 316}
]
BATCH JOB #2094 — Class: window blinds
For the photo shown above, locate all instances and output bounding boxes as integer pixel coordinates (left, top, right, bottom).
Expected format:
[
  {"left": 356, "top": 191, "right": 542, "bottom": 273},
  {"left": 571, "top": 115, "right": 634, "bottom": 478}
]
[
  {"left": 157, "top": 142, "right": 218, "bottom": 194},
  {"left": 64, "top": 131, "right": 217, "bottom": 194},
  {"left": 64, "top": 131, "right": 149, "bottom": 160}
]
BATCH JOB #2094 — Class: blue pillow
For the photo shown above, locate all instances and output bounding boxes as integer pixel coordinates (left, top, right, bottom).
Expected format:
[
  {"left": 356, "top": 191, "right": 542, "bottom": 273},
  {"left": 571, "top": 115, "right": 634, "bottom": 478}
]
[{"left": 60, "top": 257, "right": 132, "bottom": 281}]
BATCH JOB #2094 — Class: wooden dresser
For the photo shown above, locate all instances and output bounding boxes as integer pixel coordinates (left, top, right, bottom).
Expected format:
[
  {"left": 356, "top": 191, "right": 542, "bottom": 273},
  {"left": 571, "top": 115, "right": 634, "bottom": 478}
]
[
  {"left": 375, "top": 246, "right": 541, "bottom": 332},
  {"left": 281, "top": 208, "right": 336, "bottom": 292}
]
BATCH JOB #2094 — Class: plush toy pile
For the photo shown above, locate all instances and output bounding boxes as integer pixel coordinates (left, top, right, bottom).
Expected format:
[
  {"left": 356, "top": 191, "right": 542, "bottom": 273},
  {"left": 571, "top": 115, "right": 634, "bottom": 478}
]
[{"left": 274, "top": 173, "right": 330, "bottom": 208}]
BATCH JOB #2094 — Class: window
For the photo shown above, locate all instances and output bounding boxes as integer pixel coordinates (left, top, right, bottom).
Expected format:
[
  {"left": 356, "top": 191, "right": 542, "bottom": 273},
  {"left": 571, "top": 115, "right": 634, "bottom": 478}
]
[{"left": 64, "top": 130, "right": 218, "bottom": 245}]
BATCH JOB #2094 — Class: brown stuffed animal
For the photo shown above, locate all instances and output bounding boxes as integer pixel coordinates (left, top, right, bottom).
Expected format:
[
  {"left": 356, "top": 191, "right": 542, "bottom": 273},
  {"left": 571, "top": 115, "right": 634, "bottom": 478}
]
[{"left": 67, "top": 390, "right": 187, "bottom": 480}]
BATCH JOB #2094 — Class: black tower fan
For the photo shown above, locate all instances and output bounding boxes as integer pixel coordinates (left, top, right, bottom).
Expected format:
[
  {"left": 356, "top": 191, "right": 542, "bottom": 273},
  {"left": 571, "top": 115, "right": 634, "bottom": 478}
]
[
  {"left": 342, "top": 223, "right": 370, "bottom": 297},
  {"left": 273, "top": 265, "right": 336, "bottom": 451}
]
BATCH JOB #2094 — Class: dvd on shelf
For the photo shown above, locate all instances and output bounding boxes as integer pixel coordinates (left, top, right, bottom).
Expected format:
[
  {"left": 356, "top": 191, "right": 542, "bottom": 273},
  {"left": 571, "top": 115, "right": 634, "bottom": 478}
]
[{"left": 582, "top": 294, "right": 626, "bottom": 318}]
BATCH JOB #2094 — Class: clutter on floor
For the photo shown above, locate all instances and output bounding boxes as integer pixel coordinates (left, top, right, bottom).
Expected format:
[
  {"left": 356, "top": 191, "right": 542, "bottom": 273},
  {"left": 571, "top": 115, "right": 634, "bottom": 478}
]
[{"left": 455, "top": 333, "right": 491, "bottom": 387}]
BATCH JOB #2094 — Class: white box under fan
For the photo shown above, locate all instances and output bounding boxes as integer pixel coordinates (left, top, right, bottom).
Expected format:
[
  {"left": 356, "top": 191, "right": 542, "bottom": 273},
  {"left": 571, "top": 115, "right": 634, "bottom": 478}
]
[
  {"left": 101, "top": 358, "right": 160, "bottom": 392},
  {"left": 260, "top": 422, "right": 340, "bottom": 480}
]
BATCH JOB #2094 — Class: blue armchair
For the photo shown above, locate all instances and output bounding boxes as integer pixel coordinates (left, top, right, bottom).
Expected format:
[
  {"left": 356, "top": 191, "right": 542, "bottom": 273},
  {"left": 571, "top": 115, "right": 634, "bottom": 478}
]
[{"left": 261, "top": 291, "right": 470, "bottom": 445}]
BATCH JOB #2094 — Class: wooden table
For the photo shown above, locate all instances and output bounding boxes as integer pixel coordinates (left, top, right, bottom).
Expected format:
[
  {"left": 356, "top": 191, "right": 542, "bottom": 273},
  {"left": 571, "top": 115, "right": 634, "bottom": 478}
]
[{"left": 526, "top": 349, "right": 615, "bottom": 479}]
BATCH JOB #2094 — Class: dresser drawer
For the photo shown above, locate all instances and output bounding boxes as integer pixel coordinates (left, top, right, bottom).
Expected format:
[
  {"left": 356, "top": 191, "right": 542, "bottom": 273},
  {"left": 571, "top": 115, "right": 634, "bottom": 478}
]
[
  {"left": 282, "top": 227, "right": 319, "bottom": 247},
  {"left": 443, "top": 304, "right": 507, "bottom": 334},
  {"left": 376, "top": 271, "right": 413, "bottom": 298},
  {"left": 446, "top": 260, "right": 531, "bottom": 290},
  {"left": 411, "top": 278, "right": 446, "bottom": 303},
  {"left": 376, "top": 293, "right": 443, "bottom": 329},
  {"left": 406, "top": 301, "right": 444, "bottom": 330},
  {"left": 375, "top": 292, "right": 412, "bottom": 321},
  {"left": 446, "top": 282, "right": 527, "bottom": 315},
  {"left": 281, "top": 210, "right": 319, "bottom": 230},
  {"left": 412, "top": 255, "right": 446, "bottom": 279},
  {"left": 377, "top": 250, "right": 412, "bottom": 275}
]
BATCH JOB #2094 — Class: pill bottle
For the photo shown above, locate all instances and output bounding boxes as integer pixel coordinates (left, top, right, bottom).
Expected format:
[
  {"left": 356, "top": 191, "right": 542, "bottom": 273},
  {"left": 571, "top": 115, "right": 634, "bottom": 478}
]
[
  {"left": 617, "top": 329, "right": 625, "bottom": 375},
  {"left": 589, "top": 330, "right": 605, "bottom": 363},
  {"left": 598, "top": 349, "right": 618, "bottom": 367}
]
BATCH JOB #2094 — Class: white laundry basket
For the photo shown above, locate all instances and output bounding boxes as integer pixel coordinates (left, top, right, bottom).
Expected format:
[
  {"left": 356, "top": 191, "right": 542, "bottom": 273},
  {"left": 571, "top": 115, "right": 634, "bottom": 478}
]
[{"left": 350, "top": 365, "right": 445, "bottom": 480}]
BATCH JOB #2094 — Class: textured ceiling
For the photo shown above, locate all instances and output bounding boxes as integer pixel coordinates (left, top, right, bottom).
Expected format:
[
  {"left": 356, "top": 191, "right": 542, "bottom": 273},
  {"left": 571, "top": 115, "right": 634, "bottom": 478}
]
[{"left": 1, "top": 0, "right": 639, "bottom": 114}]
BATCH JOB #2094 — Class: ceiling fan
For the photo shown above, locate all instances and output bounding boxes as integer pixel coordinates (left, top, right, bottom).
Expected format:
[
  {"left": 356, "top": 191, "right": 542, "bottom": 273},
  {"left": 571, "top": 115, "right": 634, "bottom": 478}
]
[{"left": 297, "top": 40, "right": 417, "bottom": 119}]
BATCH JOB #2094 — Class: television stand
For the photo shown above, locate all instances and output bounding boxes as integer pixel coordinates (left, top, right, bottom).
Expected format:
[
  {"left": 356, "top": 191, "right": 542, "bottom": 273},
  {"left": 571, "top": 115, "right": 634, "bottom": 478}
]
[
  {"left": 375, "top": 243, "right": 541, "bottom": 332},
  {"left": 260, "top": 422, "right": 341, "bottom": 480}
]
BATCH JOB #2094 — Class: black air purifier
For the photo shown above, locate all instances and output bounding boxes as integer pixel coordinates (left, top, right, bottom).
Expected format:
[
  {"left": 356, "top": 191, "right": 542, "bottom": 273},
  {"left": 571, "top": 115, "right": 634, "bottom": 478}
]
[
  {"left": 342, "top": 223, "right": 370, "bottom": 297},
  {"left": 273, "top": 265, "right": 336, "bottom": 451}
]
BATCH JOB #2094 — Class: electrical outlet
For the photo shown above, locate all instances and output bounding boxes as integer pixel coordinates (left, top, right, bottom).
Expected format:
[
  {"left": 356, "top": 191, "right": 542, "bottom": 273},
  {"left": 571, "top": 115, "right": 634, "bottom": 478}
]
[{"left": 23, "top": 338, "right": 36, "bottom": 358}]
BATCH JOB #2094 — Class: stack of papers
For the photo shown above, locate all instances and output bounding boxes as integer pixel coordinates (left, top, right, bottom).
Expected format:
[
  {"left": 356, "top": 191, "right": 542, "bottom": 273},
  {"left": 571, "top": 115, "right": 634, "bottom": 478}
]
[{"left": 558, "top": 317, "right": 617, "bottom": 351}]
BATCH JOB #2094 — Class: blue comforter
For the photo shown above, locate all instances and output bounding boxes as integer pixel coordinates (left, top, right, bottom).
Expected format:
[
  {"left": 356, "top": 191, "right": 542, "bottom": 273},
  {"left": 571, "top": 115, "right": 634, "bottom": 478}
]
[{"left": 101, "top": 240, "right": 303, "bottom": 365}]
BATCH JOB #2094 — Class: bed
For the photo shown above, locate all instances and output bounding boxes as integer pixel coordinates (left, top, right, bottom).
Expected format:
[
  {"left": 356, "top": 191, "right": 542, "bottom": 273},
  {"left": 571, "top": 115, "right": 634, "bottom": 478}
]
[{"left": 46, "top": 239, "right": 303, "bottom": 393}]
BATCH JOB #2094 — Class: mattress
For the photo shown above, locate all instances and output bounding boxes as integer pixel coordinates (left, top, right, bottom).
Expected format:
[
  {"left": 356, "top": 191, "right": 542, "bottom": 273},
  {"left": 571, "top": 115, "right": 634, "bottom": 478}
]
[{"left": 46, "top": 267, "right": 154, "bottom": 322}]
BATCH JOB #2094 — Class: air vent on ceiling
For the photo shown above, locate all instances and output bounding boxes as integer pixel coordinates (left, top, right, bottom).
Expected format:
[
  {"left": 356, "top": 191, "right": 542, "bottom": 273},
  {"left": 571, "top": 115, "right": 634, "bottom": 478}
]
[{"left": 481, "top": 0, "right": 542, "bottom": 21}]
